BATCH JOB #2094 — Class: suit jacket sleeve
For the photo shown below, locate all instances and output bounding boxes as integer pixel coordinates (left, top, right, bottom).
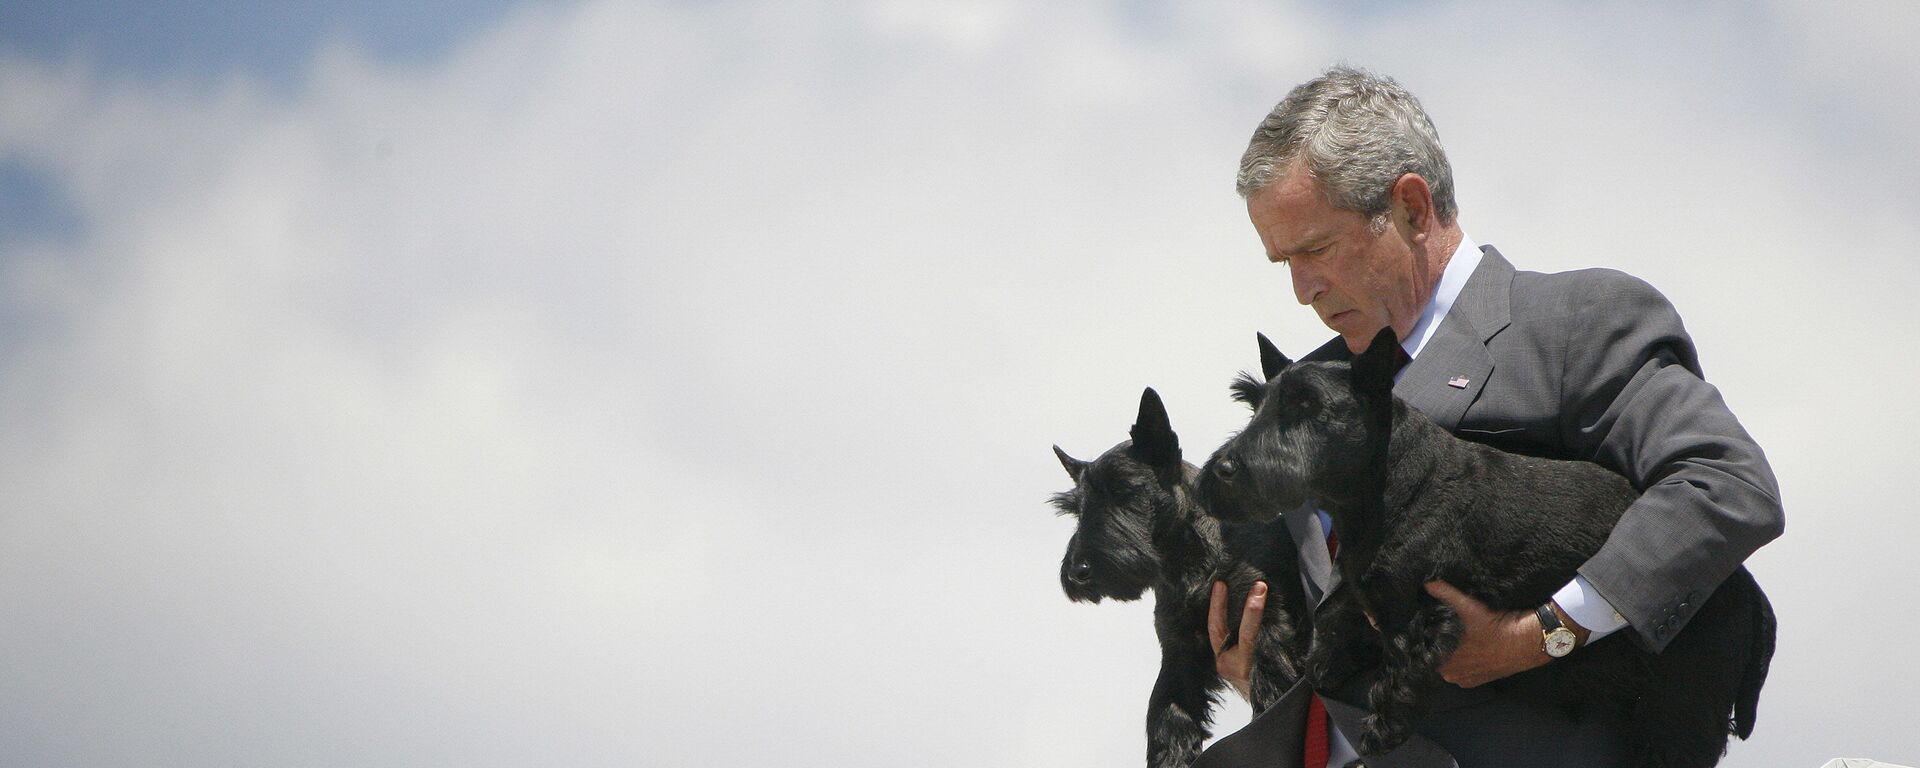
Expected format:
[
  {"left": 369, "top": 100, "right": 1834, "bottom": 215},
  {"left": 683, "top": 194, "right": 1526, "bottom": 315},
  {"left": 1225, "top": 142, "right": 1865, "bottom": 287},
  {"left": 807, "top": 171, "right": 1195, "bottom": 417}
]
[{"left": 1555, "top": 270, "right": 1784, "bottom": 651}]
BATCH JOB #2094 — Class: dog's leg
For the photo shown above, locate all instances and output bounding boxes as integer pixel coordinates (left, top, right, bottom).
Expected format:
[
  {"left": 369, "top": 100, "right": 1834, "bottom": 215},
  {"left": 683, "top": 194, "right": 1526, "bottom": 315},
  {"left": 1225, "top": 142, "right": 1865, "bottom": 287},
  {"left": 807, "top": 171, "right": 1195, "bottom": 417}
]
[
  {"left": 1305, "top": 585, "right": 1378, "bottom": 694},
  {"left": 1248, "top": 590, "right": 1303, "bottom": 711},
  {"left": 1360, "top": 591, "right": 1460, "bottom": 756},
  {"left": 1146, "top": 602, "right": 1217, "bottom": 768}
]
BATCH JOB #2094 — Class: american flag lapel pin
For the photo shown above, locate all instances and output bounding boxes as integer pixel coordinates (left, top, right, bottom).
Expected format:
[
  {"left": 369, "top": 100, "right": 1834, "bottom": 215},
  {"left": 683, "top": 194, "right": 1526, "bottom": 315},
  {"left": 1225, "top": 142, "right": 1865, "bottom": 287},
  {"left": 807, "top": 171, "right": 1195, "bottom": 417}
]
[{"left": 1447, "top": 375, "right": 1471, "bottom": 389}]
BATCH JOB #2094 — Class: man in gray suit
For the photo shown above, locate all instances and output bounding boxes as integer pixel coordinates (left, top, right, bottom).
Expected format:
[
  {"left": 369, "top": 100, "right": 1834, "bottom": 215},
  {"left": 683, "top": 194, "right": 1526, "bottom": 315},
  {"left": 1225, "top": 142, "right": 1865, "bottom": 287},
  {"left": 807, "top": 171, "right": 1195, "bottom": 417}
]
[{"left": 1194, "top": 67, "right": 1783, "bottom": 767}]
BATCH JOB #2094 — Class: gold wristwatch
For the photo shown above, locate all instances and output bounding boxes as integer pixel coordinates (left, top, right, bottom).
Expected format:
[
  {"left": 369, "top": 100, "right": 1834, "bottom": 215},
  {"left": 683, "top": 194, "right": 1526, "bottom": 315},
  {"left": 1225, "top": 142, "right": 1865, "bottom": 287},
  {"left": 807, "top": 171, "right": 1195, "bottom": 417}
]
[{"left": 1536, "top": 603, "right": 1579, "bottom": 658}]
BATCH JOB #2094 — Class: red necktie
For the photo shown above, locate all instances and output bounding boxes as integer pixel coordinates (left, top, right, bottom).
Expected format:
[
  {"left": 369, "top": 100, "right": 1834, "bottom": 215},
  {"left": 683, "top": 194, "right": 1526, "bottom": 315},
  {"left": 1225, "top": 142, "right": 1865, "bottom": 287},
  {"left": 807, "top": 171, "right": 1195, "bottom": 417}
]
[
  {"left": 1304, "top": 531, "right": 1338, "bottom": 768},
  {"left": 1304, "top": 677, "right": 1331, "bottom": 767}
]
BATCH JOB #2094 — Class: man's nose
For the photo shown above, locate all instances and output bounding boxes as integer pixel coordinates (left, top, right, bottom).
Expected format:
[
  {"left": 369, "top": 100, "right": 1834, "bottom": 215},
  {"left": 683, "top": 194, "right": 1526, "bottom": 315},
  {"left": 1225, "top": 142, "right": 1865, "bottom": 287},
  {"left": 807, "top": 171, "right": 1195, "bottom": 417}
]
[{"left": 1289, "top": 259, "right": 1323, "bottom": 306}]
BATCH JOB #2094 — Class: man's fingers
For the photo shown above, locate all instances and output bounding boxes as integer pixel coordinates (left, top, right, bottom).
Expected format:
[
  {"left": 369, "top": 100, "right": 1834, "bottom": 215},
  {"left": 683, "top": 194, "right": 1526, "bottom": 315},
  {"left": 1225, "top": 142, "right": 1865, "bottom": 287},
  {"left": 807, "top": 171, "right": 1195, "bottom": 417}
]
[
  {"left": 1422, "top": 579, "right": 1548, "bottom": 688},
  {"left": 1427, "top": 579, "right": 1498, "bottom": 623},
  {"left": 1238, "top": 581, "right": 1268, "bottom": 645},
  {"left": 1424, "top": 579, "right": 1466, "bottom": 607},
  {"left": 1207, "top": 581, "right": 1229, "bottom": 650}
]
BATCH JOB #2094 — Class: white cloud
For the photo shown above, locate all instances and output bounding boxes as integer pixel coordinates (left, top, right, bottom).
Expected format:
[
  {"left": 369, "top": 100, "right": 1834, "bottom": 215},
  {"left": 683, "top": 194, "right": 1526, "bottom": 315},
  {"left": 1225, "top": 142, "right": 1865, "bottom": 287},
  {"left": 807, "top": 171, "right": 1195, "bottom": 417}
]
[{"left": 1, "top": 1, "right": 1915, "bottom": 765}]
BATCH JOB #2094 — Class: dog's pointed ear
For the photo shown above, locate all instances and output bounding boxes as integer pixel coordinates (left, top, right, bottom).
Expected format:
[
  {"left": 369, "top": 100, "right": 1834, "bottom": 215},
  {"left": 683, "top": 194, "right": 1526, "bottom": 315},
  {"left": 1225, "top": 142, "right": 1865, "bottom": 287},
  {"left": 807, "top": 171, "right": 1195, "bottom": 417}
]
[
  {"left": 1257, "top": 332, "right": 1293, "bottom": 382},
  {"left": 1230, "top": 371, "right": 1266, "bottom": 410},
  {"left": 1053, "top": 445, "right": 1088, "bottom": 482},
  {"left": 1128, "top": 387, "right": 1181, "bottom": 468},
  {"left": 1350, "top": 326, "right": 1402, "bottom": 392}
]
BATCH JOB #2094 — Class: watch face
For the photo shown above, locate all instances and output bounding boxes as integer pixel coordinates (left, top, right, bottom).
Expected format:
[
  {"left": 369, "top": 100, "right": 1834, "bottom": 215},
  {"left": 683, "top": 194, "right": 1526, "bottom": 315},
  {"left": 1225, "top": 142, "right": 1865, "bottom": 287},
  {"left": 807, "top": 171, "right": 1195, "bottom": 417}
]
[{"left": 1544, "top": 628, "right": 1578, "bottom": 658}]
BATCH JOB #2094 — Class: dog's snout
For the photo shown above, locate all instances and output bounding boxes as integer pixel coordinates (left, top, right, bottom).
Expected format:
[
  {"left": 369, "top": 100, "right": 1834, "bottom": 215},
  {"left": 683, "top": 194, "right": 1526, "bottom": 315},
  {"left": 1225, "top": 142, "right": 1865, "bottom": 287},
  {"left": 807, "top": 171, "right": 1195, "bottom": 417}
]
[
  {"left": 1069, "top": 560, "right": 1093, "bottom": 584},
  {"left": 1214, "top": 455, "right": 1239, "bottom": 481}
]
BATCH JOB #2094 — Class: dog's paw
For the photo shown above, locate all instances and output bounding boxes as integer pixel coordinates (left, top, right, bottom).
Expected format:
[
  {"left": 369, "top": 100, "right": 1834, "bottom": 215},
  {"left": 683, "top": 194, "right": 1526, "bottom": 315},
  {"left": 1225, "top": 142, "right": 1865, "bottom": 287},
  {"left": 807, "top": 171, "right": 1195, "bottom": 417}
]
[
  {"left": 1248, "top": 668, "right": 1285, "bottom": 712},
  {"left": 1304, "top": 640, "right": 1326, "bottom": 674},
  {"left": 1306, "top": 630, "right": 1370, "bottom": 691},
  {"left": 1147, "top": 705, "right": 1207, "bottom": 768},
  {"left": 1304, "top": 642, "right": 1339, "bottom": 689},
  {"left": 1146, "top": 735, "right": 1204, "bottom": 768},
  {"left": 1357, "top": 712, "right": 1413, "bottom": 756}
]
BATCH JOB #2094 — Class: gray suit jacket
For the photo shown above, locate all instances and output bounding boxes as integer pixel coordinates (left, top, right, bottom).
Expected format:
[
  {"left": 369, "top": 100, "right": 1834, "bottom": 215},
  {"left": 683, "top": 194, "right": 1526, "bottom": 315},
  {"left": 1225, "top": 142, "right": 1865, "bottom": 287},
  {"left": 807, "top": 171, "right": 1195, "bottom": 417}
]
[{"left": 1196, "top": 245, "right": 1784, "bottom": 767}]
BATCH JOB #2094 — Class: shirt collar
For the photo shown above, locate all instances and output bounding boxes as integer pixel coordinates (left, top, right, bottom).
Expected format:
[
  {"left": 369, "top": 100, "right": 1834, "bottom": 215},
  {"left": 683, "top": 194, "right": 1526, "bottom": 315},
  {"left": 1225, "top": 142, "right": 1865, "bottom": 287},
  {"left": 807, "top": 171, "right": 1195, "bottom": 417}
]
[{"left": 1402, "top": 232, "right": 1480, "bottom": 362}]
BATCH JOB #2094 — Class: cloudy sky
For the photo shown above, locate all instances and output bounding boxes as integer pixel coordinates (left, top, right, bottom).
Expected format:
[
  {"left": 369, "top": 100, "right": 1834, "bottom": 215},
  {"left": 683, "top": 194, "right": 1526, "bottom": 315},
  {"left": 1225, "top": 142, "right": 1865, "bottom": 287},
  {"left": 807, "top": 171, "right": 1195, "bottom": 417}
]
[{"left": 2, "top": 1, "right": 1916, "bottom": 766}]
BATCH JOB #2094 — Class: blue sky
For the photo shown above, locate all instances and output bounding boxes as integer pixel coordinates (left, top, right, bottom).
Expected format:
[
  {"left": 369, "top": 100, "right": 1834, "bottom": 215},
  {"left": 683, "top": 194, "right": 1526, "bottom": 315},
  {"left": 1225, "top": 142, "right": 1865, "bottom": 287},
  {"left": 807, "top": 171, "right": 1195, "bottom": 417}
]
[
  {"left": 0, "top": 0, "right": 532, "bottom": 247},
  {"left": 1, "top": 2, "right": 1916, "bottom": 766},
  {"left": 0, "top": 0, "right": 530, "bottom": 80}
]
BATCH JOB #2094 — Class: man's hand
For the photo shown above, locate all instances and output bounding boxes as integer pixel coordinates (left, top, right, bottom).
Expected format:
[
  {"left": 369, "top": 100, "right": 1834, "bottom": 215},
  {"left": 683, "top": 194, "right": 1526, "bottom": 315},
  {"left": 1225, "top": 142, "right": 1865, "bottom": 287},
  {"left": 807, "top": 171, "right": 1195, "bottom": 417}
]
[
  {"left": 1208, "top": 580, "right": 1266, "bottom": 701},
  {"left": 1423, "top": 580, "right": 1550, "bottom": 688}
]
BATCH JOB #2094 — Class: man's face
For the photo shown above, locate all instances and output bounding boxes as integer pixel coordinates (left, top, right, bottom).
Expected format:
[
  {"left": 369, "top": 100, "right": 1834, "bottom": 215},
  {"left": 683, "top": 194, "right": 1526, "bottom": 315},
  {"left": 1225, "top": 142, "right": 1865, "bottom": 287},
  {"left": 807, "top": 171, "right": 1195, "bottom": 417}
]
[{"left": 1247, "top": 166, "right": 1430, "bottom": 354}]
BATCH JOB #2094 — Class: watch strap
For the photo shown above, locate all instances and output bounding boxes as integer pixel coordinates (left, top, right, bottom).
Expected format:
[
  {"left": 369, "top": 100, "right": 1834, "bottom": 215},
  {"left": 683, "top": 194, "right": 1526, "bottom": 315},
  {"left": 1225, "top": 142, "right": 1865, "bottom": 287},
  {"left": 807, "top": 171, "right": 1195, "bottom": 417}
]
[{"left": 1535, "top": 603, "right": 1563, "bottom": 632}]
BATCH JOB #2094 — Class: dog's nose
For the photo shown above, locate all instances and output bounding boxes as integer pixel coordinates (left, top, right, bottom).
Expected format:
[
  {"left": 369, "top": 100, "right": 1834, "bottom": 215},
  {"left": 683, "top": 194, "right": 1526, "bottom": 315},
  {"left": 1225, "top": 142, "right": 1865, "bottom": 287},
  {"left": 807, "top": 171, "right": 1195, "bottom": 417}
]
[
  {"left": 1069, "top": 560, "right": 1092, "bottom": 584},
  {"left": 1214, "top": 455, "right": 1238, "bottom": 481}
]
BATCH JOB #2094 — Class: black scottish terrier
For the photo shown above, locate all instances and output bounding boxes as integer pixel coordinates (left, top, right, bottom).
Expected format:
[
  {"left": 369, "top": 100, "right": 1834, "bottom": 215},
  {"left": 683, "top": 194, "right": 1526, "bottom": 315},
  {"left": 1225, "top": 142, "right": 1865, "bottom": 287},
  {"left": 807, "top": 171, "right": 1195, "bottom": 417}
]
[
  {"left": 1052, "top": 388, "right": 1310, "bottom": 768},
  {"left": 1197, "top": 328, "right": 1775, "bottom": 768}
]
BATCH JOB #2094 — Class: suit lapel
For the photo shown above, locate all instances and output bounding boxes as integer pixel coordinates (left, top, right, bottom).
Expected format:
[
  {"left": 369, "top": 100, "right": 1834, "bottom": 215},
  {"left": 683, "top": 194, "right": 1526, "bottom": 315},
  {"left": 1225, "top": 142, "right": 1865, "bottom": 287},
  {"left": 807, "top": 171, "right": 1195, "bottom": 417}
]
[{"left": 1393, "top": 245, "right": 1513, "bottom": 432}]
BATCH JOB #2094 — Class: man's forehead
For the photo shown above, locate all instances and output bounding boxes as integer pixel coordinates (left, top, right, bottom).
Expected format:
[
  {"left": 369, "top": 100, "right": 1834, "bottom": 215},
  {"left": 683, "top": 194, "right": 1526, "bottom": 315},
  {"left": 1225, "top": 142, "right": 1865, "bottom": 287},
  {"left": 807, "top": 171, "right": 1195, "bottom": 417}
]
[
  {"left": 1261, "top": 218, "right": 1338, "bottom": 258},
  {"left": 1250, "top": 172, "right": 1345, "bottom": 246}
]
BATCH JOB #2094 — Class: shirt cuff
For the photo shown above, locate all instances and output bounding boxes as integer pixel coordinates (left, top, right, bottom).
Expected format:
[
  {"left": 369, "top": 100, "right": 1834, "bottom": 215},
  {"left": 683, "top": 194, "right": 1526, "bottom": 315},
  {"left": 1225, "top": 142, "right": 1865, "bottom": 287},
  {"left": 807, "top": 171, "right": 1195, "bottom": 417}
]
[{"left": 1552, "top": 575, "right": 1627, "bottom": 642}]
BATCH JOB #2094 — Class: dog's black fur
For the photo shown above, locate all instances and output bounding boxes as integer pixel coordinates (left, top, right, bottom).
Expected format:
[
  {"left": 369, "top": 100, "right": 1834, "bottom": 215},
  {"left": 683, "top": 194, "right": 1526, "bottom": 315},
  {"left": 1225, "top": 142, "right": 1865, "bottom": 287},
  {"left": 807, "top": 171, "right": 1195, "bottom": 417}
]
[
  {"left": 1196, "top": 328, "right": 1776, "bottom": 767},
  {"left": 1052, "top": 388, "right": 1311, "bottom": 768}
]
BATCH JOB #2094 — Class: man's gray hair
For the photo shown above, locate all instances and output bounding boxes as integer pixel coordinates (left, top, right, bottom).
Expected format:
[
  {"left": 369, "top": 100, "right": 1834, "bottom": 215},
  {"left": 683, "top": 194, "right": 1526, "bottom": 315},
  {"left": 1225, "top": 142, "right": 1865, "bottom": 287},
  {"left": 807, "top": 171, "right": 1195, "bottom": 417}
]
[{"left": 1236, "top": 66, "right": 1458, "bottom": 225}]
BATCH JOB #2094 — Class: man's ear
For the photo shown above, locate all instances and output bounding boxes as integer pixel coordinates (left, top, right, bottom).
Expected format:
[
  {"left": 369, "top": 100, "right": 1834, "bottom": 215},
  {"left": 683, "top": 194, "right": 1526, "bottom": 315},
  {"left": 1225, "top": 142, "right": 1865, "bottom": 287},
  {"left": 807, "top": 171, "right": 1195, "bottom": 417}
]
[
  {"left": 1257, "top": 332, "right": 1293, "bottom": 382},
  {"left": 1128, "top": 387, "right": 1181, "bottom": 469},
  {"left": 1350, "top": 326, "right": 1401, "bottom": 392},
  {"left": 1053, "top": 445, "right": 1088, "bottom": 482},
  {"left": 1389, "top": 172, "right": 1436, "bottom": 236}
]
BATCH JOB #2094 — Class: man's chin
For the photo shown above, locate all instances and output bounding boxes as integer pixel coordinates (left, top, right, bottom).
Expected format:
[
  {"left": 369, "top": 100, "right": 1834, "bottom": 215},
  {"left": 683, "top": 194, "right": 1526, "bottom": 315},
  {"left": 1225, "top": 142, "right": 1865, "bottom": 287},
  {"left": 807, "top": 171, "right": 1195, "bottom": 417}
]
[{"left": 1318, "top": 311, "right": 1367, "bottom": 344}]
